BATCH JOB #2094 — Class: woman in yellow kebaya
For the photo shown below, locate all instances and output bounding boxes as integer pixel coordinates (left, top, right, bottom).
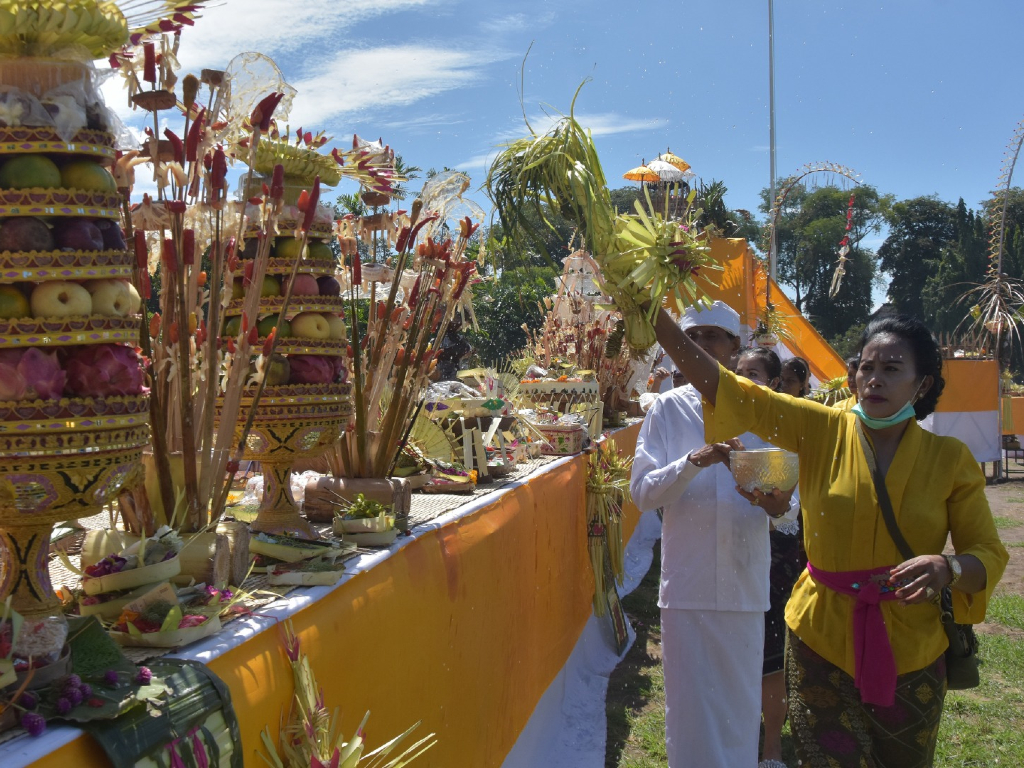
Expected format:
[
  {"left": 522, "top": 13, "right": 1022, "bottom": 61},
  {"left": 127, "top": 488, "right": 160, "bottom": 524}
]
[{"left": 653, "top": 311, "right": 1007, "bottom": 768}]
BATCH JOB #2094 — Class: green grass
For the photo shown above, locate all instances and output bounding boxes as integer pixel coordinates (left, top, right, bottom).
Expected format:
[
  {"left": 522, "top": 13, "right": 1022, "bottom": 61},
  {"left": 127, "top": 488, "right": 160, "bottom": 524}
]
[
  {"left": 986, "top": 594, "right": 1024, "bottom": 631},
  {"left": 616, "top": 665, "right": 667, "bottom": 767},
  {"left": 936, "top": 633, "right": 1024, "bottom": 766},
  {"left": 992, "top": 515, "right": 1022, "bottom": 529}
]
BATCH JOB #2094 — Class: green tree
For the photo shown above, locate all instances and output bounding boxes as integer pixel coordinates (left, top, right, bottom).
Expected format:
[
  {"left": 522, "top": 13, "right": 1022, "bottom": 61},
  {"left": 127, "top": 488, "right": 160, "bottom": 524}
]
[
  {"left": 762, "top": 184, "right": 885, "bottom": 339},
  {"left": 464, "top": 266, "right": 557, "bottom": 366},
  {"left": 878, "top": 196, "right": 957, "bottom": 318},
  {"left": 920, "top": 199, "right": 988, "bottom": 335}
]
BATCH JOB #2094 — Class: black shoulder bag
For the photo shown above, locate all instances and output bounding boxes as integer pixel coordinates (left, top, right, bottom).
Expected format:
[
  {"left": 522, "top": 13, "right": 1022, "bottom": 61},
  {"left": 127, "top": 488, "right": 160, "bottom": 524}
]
[{"left": 855, "top": 423, "right": 980, "bottom": 690}]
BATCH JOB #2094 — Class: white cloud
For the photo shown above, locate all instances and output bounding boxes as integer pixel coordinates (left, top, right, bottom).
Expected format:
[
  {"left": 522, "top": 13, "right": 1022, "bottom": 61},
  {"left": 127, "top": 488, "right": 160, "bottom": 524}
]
[
  {"left": 480, "top": 12, "right": 554, "bottom": 34},
  {"left": 286, "top": 45, "right": 511, "bottom": 126},
  {"left": 380, "top": 113, "right": 466, "bottom": 130},
  {"left": 173, "top": 0, "right": 442, "bottom": 71},
  {"left": 455, "top": 151, "right": 497, "bottom": 172},
  {"left": 496, "top": 111, "right": 667, "bottom": 141}
]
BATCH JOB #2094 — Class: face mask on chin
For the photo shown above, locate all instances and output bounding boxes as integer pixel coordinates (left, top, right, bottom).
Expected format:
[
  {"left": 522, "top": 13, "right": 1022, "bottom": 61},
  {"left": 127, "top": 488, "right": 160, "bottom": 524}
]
[{"left": 851, "top": 377, "right": 924, "bottom": 430}]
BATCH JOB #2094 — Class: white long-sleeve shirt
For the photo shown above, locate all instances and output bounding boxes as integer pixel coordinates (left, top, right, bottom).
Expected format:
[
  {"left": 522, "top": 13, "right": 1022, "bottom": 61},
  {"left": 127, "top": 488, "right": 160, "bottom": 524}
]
[{"left": 631, "top": 384, "right": 788, "bottom": 612}]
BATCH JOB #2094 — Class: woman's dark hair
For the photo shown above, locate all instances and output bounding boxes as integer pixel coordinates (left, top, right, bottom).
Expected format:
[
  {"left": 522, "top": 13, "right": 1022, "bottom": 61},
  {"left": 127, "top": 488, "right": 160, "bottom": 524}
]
[
  {"left": 857, "top": 314, "right": 945, "bottom": 419},
  {"left": 782, "top": 356, "right": 809, "bottom": 384},
  {"left": 738, "top": 346, "right": 782, "bottom": 384}
]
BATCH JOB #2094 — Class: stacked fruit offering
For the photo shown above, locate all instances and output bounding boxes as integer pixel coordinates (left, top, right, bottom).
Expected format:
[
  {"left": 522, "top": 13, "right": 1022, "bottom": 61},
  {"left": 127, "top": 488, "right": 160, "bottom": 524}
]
[
  {"left": 226, "top": 220, "right": 347, "bottom": 387},
  {"left": 0, "top": 125, "right": 149, "bottom": 664}
]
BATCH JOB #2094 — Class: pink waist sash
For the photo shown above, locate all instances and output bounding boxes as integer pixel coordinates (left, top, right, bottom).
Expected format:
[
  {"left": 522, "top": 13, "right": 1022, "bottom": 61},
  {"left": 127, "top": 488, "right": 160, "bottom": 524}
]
[{"left": 806, "top": 562, "right": 900, "bottom": 707}]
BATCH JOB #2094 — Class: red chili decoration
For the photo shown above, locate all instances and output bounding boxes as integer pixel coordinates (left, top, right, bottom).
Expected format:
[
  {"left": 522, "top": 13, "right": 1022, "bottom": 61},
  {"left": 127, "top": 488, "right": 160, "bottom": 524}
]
[
  {"left": 143, "top": 43, "right": 156, "bottom": 83},
  {"left": 395, "top": 225, "right": 411, "bottom": 253},
  {"left": 162, "top": 238, "right": 178, "bottom": 271},
  {"left": 182, "top": 229, "right": 195, "bottom": 265},
  {"left": 242, "top": 260, "right": 254, "bottom": 287},
  {"left": 263, "top": 328, "right": 276, "bottom": 355},
  {"left": 299, "top": 176, "right": 321, "bottom": 232},
  {"left": 141, "top": 270, "right": 152, "bottom": 299},
  {"left": 250, "top": 92, "right": 284, "bottom": 132},
  {"left": 331, "top": 148, "right": 345, "bottom": 166},
  {"left": 270, "top": 164, "right": 285, "bottom": 201},
  {"left": 134, "top": 230, "right": 148, "bottom": 269},
  {"left": 163, "top": 128, "right": 183, "bottom": 164},
  {"left": 210, "top": 147, "right": 228, "bottom": 191},
  {"left": 185, "top": 107, "right": 205, "bottom": 162},
  {"left": 407, "top": 275, "right": 421, "bottom": 308},
  {"left": 247, "top": 326, "right": 259, "bottom": 346},
  {"left": 352, "top": 256, "right": 361, "bottom": 285}
]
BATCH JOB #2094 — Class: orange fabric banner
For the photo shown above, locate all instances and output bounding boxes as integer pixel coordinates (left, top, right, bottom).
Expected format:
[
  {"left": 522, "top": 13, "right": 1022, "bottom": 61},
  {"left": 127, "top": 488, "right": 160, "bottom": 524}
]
[
  {"left": 32, "top": 424, "right": 643, "bottom": 768},
  {"left": 935, "top": 359, "right": 999, "bottom": 413}
]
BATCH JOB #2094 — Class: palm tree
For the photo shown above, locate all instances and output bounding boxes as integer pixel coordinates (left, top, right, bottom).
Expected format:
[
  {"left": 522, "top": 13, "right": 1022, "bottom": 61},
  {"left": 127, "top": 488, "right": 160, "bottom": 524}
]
[{"left": 389, "top": 155, "right": 421, "bottom": 202}]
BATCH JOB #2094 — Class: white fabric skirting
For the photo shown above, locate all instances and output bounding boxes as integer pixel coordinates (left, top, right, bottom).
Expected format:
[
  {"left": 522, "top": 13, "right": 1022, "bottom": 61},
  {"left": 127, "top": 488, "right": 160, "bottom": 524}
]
[
  {"left": 502, "top": 509, "right": 663, "bottom": 768},
  {"left": 920, "top": 410, "right": 1001, "bottom": 463}
]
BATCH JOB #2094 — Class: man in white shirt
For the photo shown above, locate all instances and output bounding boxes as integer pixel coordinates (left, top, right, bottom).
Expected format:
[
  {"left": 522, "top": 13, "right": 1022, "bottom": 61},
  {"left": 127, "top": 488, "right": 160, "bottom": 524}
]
[{"left": 630, "top": 301, "right": 794, "bottom": 768}]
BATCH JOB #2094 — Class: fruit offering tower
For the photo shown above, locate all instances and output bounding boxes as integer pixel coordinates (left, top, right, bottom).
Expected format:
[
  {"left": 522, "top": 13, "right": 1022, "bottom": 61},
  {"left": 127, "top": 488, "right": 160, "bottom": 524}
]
[
  {"left": 0, "top": 47, "right": 150, "bottom": 663},
  {"left": 220, "top": 128, "right": 352, "bottom": 538}
]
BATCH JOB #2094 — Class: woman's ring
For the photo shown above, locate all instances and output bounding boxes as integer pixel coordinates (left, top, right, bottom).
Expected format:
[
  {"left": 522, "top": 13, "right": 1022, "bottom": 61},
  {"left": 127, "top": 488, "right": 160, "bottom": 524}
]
[
  {"left": 925, "top": 586, "right": 935, "bottom": 598},
  {"left": 750, "top": 498, "right": 759, "bottom": 506}
]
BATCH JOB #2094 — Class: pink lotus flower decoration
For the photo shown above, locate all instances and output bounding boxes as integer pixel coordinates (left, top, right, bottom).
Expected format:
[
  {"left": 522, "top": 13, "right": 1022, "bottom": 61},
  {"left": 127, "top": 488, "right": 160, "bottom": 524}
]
[
  {"left": 65, "top": 345, "right": 145, "bottom": 398},
  {"left": 0, "top": 348, "right": 66, "bottom": 401},
  {"left": 288, "top": 355, "right": 335, "bottom": 385}
]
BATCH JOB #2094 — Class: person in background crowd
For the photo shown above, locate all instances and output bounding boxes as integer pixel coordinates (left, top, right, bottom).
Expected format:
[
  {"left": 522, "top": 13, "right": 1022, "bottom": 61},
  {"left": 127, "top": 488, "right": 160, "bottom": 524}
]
[
  {"left": 631, "top": 302, "right": 797, "bottom": 768},
  {"left": 739, "top": 348, "right": 808, "bottom": 768},
  {"left": 639, "top": 368, "right": 687, "bottom": 413},
  {"left": 652, "top": 310, "right": 1008, "bottom": 768},
  {"left": 780, "top": 356, "right": 812, "bottom": 398}
]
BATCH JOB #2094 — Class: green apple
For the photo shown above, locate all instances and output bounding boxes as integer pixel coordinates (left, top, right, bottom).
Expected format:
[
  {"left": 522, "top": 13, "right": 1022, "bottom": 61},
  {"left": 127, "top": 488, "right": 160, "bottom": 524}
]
[
  {"left": 60, "top": 160, "right": 117, "bottom": 192},
  {"left": 0, "top": 284, "right": 30, "bottom": 319},
  {"left": 290, "top": 312, "right": 331, "bottom": 339},
  {"left": 257, "top": 314, "right": 291, "bottom": 338},
  {"left": 273, "top": 237, "right": 303, "bottom": 259},
  {"left": 0, "top": 155, "right": 62, "bottom": 189},
  {"left": 260, "top": 275, "right": 281, "bottom": 297},
  {"left": 223, "top": 315, "right": 241, "bottom": 338},
  {"left": 307, "top": 240, "right": 333, "bottom": 261}
]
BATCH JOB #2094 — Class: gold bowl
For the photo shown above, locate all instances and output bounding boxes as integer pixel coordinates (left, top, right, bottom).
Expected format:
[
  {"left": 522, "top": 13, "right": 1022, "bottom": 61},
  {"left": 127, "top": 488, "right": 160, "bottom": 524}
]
[{"left": 730, "top": 448, "right": 799, "bottom": 493}]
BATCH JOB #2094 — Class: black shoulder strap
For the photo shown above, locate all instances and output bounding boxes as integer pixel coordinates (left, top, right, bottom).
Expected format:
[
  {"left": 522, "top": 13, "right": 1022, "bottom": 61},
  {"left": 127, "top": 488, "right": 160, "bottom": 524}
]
[{"left": 855, "top": 420, "right": 916, "bottom": 561}]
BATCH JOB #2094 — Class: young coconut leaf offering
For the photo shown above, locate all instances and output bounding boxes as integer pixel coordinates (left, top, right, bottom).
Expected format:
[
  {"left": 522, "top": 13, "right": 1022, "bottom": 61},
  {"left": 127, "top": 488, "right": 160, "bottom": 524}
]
[{"left": 486, "top": 85, "right": 720, "bottom": 352}]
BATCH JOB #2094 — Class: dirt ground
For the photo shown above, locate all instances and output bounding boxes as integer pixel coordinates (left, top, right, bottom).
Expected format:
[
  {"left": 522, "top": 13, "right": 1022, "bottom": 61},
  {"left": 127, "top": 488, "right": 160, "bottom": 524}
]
[{"left": 605, "top": 475, "right": 1024, "bottom": 766}]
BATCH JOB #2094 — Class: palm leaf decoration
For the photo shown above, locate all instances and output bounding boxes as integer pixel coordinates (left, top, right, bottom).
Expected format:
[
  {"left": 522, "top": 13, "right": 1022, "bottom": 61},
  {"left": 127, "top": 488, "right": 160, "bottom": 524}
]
[{"left": 486, "top": 83, "right": 720, "bottom": 352}]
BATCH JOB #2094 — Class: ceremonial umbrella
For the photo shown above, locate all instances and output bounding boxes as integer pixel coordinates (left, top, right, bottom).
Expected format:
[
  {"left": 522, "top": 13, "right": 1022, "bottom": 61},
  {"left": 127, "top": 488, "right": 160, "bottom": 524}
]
[
  {"left": 656, "top": 150, "right": 691, "bottom": 174},
  {"left": 622, "top": 160, "right": 660, "bottom": 183},
  {"left": 647, "top": 159, "right": 690, "bottom": 183}
]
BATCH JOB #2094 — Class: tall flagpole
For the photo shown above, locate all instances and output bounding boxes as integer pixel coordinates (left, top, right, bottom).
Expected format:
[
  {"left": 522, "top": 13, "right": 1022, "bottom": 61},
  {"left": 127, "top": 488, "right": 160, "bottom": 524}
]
[{"left": 768, "top": 0, "right": 778, "bottom": 283}]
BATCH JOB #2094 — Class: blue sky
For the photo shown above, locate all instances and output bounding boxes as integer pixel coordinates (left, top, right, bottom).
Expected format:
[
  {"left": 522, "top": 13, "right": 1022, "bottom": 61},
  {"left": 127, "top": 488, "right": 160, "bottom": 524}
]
[{"left": 110, "top": 1, "right": 1024, "bottom": 266}]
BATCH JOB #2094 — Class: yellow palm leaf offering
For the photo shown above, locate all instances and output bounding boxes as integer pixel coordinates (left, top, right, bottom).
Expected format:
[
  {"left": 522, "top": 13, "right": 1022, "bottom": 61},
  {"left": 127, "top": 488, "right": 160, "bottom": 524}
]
[{"left": 486, "top": 90, "right": 720, "bottom": 352}]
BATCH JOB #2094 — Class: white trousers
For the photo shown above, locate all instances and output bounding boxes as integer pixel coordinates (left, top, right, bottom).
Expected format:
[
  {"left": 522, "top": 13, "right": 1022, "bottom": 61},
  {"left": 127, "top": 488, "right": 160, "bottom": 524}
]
[{"left": 661, "top": 608, "right": 764, "bottom": 768}]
